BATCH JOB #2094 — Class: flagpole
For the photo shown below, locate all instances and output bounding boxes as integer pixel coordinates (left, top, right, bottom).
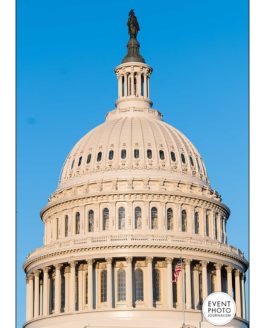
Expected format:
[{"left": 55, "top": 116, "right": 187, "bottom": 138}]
[{"left": 182, "top": 256, "right": 186, "bottom": 327}]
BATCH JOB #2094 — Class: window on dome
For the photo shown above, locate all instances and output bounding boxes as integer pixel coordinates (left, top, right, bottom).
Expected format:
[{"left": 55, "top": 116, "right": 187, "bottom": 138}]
[
  {"left": 181, "top": 210, "right": 187, "bottom": 232},
  {"left": 100, "top": 270, "right": 107, "bottom": 302},
  {"left": 135, "top": 207, "right": 142, "bottom": 229},
  {"left": 167, "top": 208, "right": 173, "bottom": 230},
  {"left": 214, "top": 213, "right": 218, "bottom": 239},
  {"left": 97, "top": 152, "right": 102, "bottom": 162},
  {"left": 118, "top": 207, "right": 125, "bottom": 230},
  {"left": 56, "top": 218, "right": 59, "bottom": 240},
  {"left": 206, "top": 212, "right": 209, "bottom": 237},
  {"left": 147, "top": 149, "right": 152, "bottom": 159},
  {"left": 134, "top": 149, "right": 140, "bottom": 159},
  {"left": 71, "top": 160, "right": 75, "bottom": 169},
  {"left": 75, "top": 212, "right": 80, "bottom": 234},
  {"left": 181, "top": 153, "right": 186, "bottom": 164},
  {"left": 117, "top": 269, "right": 126, "bottom": 302},
  {"left": 103, "top": 208, "right": 109, "bottom": 230},
  {"left": 78, "top": 156, "right": 82, "bottom": 166},
  {"left": 159, "top": 150, "right": 165, "bottom": 160},
  {"left": 121, "top": 149, "right": 127, "bottom": 159},
  {"left": 196, "top": 157, "right": 201, "bottom": 171},
  {"left": 194, "top": 211, "right": 199, "bottom": 234},
  {"left": 87, "top": 153, "right": 92, "bottom": 164},
  {"left": 108, "top": 150, "right": 114, "bottom": 160},
  {"left": 151, "top": 207, "right": 158, "bottom": 229},
  {"left": 65, "top": 215, "right": 68, "bottom": 237},
  {"left": 190, "top": 156, "right": 194, "bottom": 167},
  {"left": 153, "top": 269, "right": 161, "bottom": 301},
  {"left": 88, "top": 210, "right": 94, "bottom": 232},
  {"left": 170, "top": 152, "right": 176, "bottom": 162},
  {"left": 135, "top": 269, "right": 144, "bottom": 301}
]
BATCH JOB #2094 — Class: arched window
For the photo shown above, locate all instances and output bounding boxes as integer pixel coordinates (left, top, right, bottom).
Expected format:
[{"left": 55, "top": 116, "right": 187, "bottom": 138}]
[
  {"left": 100, "top": 270, "right": 107, "bottom": 302},
  {"left": 117, "top": 269, "right": 126, "bottom": 302},
  {"left": 147, "top": 149, "right": 152, "bottom": 159},
  {"left": 151, "top": 207, "right": 158, "bottom": 229},
  {"left": 167, "top": 208, "right": 173, "bottom": 230},
  {"left": 170, "top": 151, "right": 176, "bottom": 162},
  {"left": 118, "top": 207, "right": 125, "bottom": 230},
  {"left": 108, "top": 150, "right": 114, "bottom": 160},
  {"left": 135, "top": 269, "right": 144, "bottom": 301},
  {"left": 135, "top": 207, "right": 142, "bottom": 229},
  {"left": 87, "top": 154, "right": 92, "bottom": 164},
  {"left": 214, "top": 213, "right": 218, "bottom": 239},
  {"left": 206, "top": 212, "right": 209, "bottom": 237},
  {"left": 71, "top": 160, "right": 75, "bottom": 169},
  {"left": 159, "top": 150, "right": 165, "bottom": 160},
  {"left": 103, "top": 208, "right": 109, "bottom": 230},
  {"left": 97, "top": 152, "right": 102, "bottom": 162},
  {"left": 75, "top": 212, "right": 80, "bottom": 234},
  {"left": 189, "top": 155, "right": 194, "bottom": 166},
  {"left": 194, "top": 211, "right": 199, "bottom": 234},
  {"left": 134, "top": 149, "right": 140, "bottom": 159},
  {"left": 153, "top": 269, "right": 161, "bottom": 301},
  {"left": 121, "top": 149, "right": 127, "bottom": 159},
  {"left": 78, "top": 156, "right": 82, "bottom": 166},
  {"left": 181, "top": 153, "right": 186, "bottom": 164},
  {"left": 88, "top": 210, "right": 94, "bottom": 232},
  {"left": 65, "top": 215, "right": 68, "bottom": 237},
  {"left": 181, "top": 210, "right": 187, "bottom": 232}
]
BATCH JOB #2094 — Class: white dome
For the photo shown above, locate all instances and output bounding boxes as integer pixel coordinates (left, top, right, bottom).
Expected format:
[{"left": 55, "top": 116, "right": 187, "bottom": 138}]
[{"left": 58, "top": 107, "right": 209, "bottom": 190}]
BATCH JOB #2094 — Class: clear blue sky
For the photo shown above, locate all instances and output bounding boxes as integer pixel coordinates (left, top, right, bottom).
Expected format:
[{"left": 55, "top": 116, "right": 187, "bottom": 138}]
[{"left": 17, "top": 0, "right": 248, "bottom": 326}]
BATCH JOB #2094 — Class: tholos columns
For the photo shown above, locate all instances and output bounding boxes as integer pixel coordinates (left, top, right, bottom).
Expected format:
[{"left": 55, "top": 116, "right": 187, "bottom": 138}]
[
  {"left": 146, "top": 257, "right": 153, "bottom": 308},
  {"left": 43, "top": 267, "right": 49, "bottom": 316},
  {"left": 87, "top": 259, "right": 93, "bottom": 310},
  {"left": 215, "top": 264, "right": 222, "bottom": 292},
  {"left": 34, "top": 271, "right": 40, "bottom": 318},
  {"left": 241, "top": 273, "right": 246, "bottom": 319},
  {"left": 226, "top": 266, "right": 233, "bottom": 296},
  {"left": 193, "top": 265, "right": 200, "bottom": 309},
  {"left": 235, "top": 270, "right": 242, "bottom": 317},
  {"left": 55, "top": 264, "right": 62, "bottom": 314},
  {"left": 78, "top": 264, "right": 84, "bottom": 311},
  {"left": 177, "top": 267, "right": 183, "bottom": 309},
  {"left": 69, "top": 262, "right": 76, "bottom": 312},
  {"left": 201, "top": 261, "right": 208, "bottom": 301},
  {"left": 184, "top": 259, "right": 192, "bottom": 309},
  {"left": 106, "top": 258, "right": 113, "bottom": 308},
  {"left": 126, "top": 257, "right": 133, "bottom": 307},
  {"left": 166, "top": 258, "right": 173, "bottom": 308},
  {"left": 26, "top": 274, "right": 34, "bottom": 321}
]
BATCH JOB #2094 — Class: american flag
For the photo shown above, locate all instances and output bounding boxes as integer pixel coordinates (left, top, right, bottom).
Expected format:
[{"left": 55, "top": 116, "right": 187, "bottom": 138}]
[{"left": 173, "top": 260, "right": 184, "bottom": 282}]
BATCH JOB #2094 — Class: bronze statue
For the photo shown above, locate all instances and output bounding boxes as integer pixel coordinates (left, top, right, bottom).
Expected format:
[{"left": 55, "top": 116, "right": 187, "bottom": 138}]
[{"left": 127, "top": 9, "right": 140, "bottom": 39}]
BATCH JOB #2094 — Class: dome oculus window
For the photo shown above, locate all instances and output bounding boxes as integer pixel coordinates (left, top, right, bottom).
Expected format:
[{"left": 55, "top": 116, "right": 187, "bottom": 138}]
[
  {"left": 159, "top": 150, "right": 165, "bottom": 160},
  {"left": 181, "top": 153, "right": 186, "bottom": 164},
  {"left": 108, "top": 150, "right": 114, "bottom": 160},
  {"left": 121, "top": 149, "right": 127, "bottom": 159},
  {"left": 78, "top": 156, "right": 82, "bottom": 166},
  {"left": 170, "top": 151, "right": 176, "bottom": 162},
  {"left": 97, "top": 152, "right": 102, "bottom": 162},
  {"left": 87, "top": 154, "right": 92, "bottom": 164},
  {"left": 134, "top": 149, "right": 140, "bottom": 159},
  {"left": 147, "top": 149, "right": 152, "bottom": 159}
]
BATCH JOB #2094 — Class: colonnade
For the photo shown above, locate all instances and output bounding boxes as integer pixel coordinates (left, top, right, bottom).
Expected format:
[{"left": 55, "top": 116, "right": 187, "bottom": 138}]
[{"left": 26, "top": 257, "right": 246, "bottom": 322}]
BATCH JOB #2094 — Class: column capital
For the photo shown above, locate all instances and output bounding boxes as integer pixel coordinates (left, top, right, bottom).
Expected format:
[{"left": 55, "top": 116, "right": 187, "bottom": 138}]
[
  {"left": 214, "top": 263, "right": 222, "bottom": 270},
  {"left": 241, "top": 272, "right": 245, "bottom": 280},
  {"left": 70, "top": 261, "right": 77, "bottom": 268},
  {"left": 235, "top": 269, "right": 241, "bottom": 277},
  {"left": 225, "top": 265, "right": 233, "bottom": 273},
  {"left": 87, "top": 258, "right": 93, "bottom": 265},
  {"left": 64, "top": 266, "right": 70, "bottom": 274},
  {"left": 106, "top": 257, "right": 112, "bottom": 265},
  {"left": 78, "top": 264, "right": 84, "bottom": 271},
  {"left": 193, "top": 264, "right": 200, "bottom": 271},
  {"left": 200, "top": 260, "right": 208, "bottom": 268},
  {"left": 27, "top": 273, "right": 34, "bottom": 280},
  {"left": 165, "top": 257, "right": 172, "bottom": 264},
  {"left": 43, "top": 266, "right": 50, "bottom": 274},
  {"left": 184, "top": 258, "right": 191, "bottom": 265},
  {"left": 146, "top": 256, "right": 153, "bottom": 264},
  {"left": 34, "top": 270, "right": 41, "bottom": 277},
  {"left": 55, "top": 263, "right": 63, "bottom": 271},
  {"left": 126, "top": 256, "right": 133, "bottom": 264}
]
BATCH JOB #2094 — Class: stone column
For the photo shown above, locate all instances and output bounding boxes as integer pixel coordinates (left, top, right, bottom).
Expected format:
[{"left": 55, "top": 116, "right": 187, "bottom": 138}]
[
  {"left": 147, "top": 75, "right": 150, "bottom": 98},
  {"left": 200, "top": 209, "right": 206, "bottom": 236},
  {"left": 64, "top": 266, "right": 70, "bottom": 312},
  {"left": 241, "top": 273, "right": 246, "bottom": 319},
  {"left": 106, "top": 258, "right": 113, "bottom": 308},
  {"left": 87, "top": 259, "right": 93, "bottom": 310},
  {"left": 118, "top": 75, "right": 122, "bottom": 98},
  {"left": 193, "top": 265, "right": 200, "bottom": 309},
  {"left": 215, "top": 264, "right": 222, "bottom": 292},
  {"left": 177, "top": 267, "right": 183, "bottom": 309},
  {"left": 55, "top": 264, "right": 62, "bottom": 314},
  {"left": 39, "top": 280, "right": 43, "bottom": 316},
  {"left": 184, "top": 259, "right": 192, "bottom": 309},
  {"left": 78, "top": 264, "right": 84, "bottom": 311},
  {"left": 144, "top": 74, "right": 147, "bottom": 98},
  {"left": 34, "top": 271, "right": 40, "bottom": 318},
  {"left": 146, "top": 257, "right": 153, "bottom": 308},
  {"left": 43, "top": 267, "right": 49, "bottom": 316},
  {"left": 124, "top": 73, "right": 128, "bottom": 97},
  {"left": 166, "top": 258, "right": 173, "bottom": 308},
  {"left": 26, "top": 274, "right": 33, "bottom": 321},
  {"left": 137, "top": 72, "right": 141, "bottom": 96},
  {"left": 126, "top": 257, "right": 133, "bottom": 307},
  {"left": 201, "top": 261, "right": 208, "bottom": 301},
  {"left": 226, "top": 266, "right": 233, "bottom": 296},
  {"left": 69, "top": 261, "right": 76, "bottom": 312},
  {"left": 130, "top": 72, "right": 134, "bottom": 95},
  {"left": 235, "top": 270, "right": 242, "bottom": 317}
]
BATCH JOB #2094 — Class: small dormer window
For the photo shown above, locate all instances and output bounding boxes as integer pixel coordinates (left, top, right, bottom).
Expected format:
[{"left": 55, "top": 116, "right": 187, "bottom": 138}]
[
  {"left": 97, "top": 152, "right": 102, "bottom": 162},
  {"left": 78, "top": 156, "right": 82, "bottom": 166},
  {"left": 170, "top": 152, "right": 176, "bottom": 162},
  {"left": 134, "top": 149, "right": 139, "bottom": 159},
  {"left": 159, "top": 150, "right": 165, "bottom": 160},
  {"left": 147, "top": 149, "right": 152, "bottom": 159},
  {"left": 71, "top": 160, "right": 75, "bottom": 169},
  {"left": 109, "top": 150, "right": 114, "bottom": 160},
  {"left": 181, "top": 153, "right": 186, "bottom": 164},
  {"left": 87, "top": 154, "right": 92, "bottom": 164},
  {"left": 189, "top": 155, "right": 194, "bottom": 166},
  {"left": 121, "top": 149, "right": 126, "bottom": 159}
]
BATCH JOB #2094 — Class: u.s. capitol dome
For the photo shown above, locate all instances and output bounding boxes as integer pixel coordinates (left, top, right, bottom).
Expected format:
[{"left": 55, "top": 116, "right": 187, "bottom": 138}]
[{"left": 24, "top": 10, "right": 248, "bottom": 328}]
